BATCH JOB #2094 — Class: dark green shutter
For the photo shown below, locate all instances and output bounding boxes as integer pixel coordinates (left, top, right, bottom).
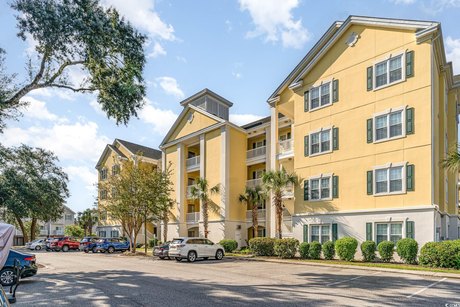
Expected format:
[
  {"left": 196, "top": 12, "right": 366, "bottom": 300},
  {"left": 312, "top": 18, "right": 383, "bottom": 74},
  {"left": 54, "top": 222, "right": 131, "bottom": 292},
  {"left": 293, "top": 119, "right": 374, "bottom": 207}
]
[
  {"left": 406, "top": 164, "right": 415, "bottom": 191},
  {"left": 366, "top": 223, "right": 373, "bottom": 241},
  {"left": 332, "top": 127, "right": 339, "bottom": 150},
  {"left": 332, "top": 223, "right": 338, "bottom": 242},
  {"left": 367, "top": 66, "right": 373, "bottom": 91},
  {"left": 304, "top": 135, "right": 309, "bottom": 157},
  {"left": 332, "top": 176, "right": 339, "bottom": 198},
  {"left": 367, "top": 171, "right": 373, "bottom": 195},
  {"left": 303, "top": 225, "right": 308, "bottom": 242},
  {"left": 406, "top": 221, "right": 415, "bottom": 239},
  {"left": 406, "top": 107, "right": 414, "bottom": 135},
  {"left": 367, "top": 118, "right": 373, "bottom": 143},
  {"left": 304, "top": 180, "right": 309, "bottom": 201},
  {"left": 406, "top": 51, "right": 414, "bottom": 78},
  {"left": 332, "top": 79, "right": 339, "bottom": 103},
  {"left": 304, "top": 91, "right": 309, "bottom": 112}
]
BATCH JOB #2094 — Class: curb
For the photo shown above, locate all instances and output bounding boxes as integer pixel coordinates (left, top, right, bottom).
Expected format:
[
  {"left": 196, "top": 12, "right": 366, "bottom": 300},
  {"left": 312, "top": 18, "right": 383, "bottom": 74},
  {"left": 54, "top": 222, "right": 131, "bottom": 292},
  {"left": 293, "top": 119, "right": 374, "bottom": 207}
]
[{"left": 226, "top": 256, "right": 460, "bottom": 280}]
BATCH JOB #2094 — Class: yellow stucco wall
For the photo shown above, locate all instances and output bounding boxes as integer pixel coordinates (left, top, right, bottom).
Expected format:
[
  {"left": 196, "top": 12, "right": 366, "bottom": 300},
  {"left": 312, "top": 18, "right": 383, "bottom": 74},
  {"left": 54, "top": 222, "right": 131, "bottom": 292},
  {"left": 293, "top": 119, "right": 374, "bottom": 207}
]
[
  {"left": 204, "top": 129, "right": 223, "bottom": 220},
  {"left": 167, "top": 108, "right": 220, "bottom": 142},
  {"left": 229, "top": 127, "right": 248, "bottom": 221}
]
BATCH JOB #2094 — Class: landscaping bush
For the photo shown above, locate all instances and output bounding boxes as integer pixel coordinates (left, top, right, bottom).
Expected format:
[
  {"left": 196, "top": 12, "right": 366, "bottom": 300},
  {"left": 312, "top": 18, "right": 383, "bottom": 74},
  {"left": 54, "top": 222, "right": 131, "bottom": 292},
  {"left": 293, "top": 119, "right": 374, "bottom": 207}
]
[
  {"left": 360, "top": 240, "right": 376, "bottom": 262},
  {"left": 335, "top": 237, "right": 358, "bottom": 261},
  {"left": 419, "top": 240, "right": 460, "bottom": 269},
  {"left": 377, "top": 241, "right": 395, "bottom": 262},
  {"left": 308, "top": 241, "right": 322, "bottom": 259},
  {"left": 274, "top": 238, "right": 299, "bottom": 259},
  {"left": 322, "top": 241, "right": 335, "bottom": 260},
  {"left": 299, "top": 242, "right": 310, "bottom": 259},
  {"left": 396, "top": 238, "right": 418, "bottom": 264},
  {"left": 249, "top": 237, "right": 276, "bottom": 256},
  {"left": 219, "top": 239, "right": 238, "bottom": 253},
  {"left": 148, "top": 238, "right": 159, "bottom": 248}
]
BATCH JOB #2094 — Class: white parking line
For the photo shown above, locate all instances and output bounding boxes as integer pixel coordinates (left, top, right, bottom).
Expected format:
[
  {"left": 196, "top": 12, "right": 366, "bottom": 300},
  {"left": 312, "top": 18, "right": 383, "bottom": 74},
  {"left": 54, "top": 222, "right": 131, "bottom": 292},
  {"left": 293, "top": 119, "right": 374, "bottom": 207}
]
[
  {"left": 406, "top": 277, "right": 447, "bottom": 298},
  {"left": 327, "top": 271, "right": 380, "bottom": 286}
]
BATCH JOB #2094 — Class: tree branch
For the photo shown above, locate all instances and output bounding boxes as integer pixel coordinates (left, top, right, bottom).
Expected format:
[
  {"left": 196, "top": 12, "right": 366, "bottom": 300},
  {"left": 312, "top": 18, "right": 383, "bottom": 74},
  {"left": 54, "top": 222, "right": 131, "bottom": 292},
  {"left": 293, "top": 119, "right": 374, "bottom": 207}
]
[
  {"left": 47, "top": 83, "right": 94, "bottom": 92},
  {"left": 45, "top": 60, "right": 85, "bottom": 85}
]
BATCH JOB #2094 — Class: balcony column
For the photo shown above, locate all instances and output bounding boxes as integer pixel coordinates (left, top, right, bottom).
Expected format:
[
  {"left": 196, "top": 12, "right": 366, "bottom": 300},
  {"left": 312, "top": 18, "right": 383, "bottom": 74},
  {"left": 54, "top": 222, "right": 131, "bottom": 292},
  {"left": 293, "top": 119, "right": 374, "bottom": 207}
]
[
  {"left": 199, "top": 134, "right": 206, "bottom": 224},
  {"left": 177, "top": 143, "right": 185, "bottom": 233},
  {"left": 221, "top": 126, "right": 230, "bottom": 220},
  {"left": 161, "top": 151, "right": 166, "bottom": 172},
  {"left": 269, "top": 106, "right": 279, "bottom": 238}
]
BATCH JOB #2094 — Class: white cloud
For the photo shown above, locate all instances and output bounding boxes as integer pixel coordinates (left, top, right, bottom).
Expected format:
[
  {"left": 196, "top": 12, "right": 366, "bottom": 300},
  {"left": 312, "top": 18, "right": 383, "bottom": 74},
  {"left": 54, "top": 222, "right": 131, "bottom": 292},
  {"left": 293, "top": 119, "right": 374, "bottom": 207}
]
[
  {"left": 155, "top": 77, "right": 185, "bottom": 99},
  {"left": 148, "top": 42, "right": 167, "bottom": 58},
  {"left": 239, "top": 0, "right": 311, "bottom": 49},
  {"left": 389, "top": 0, "right": 416, "bottom": 4},
  {"left": 422, "top": 0, "right": 460, "bottom": 13},
  {"left": 138, "top": 99, "right": 177, "bottom": 136},
  {"left": 64, "top": 166, "right": 98, "bottom": 191},
  {"left": 446, "top": 36, "right": 460, "bottom": 74},
  {"left": 19, "top": 96, "right": 61, "bottom": 122},
  {"left": 230, "top": 114, "right": 263, "bottom": 126},
  {"left": 89, "top": 100, "right": 106, "bottom": 116}
]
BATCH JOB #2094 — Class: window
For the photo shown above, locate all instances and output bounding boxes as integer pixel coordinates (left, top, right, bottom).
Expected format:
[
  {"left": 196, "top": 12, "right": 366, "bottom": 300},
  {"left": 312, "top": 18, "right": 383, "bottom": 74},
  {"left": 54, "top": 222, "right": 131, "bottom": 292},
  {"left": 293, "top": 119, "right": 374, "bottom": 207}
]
[
  {"left": 65, "top": 214, "right": 73, "bottom": 221},
  {"left": 375, "top": 110, "right": 403, "bottom": 141},
  {"left": 100, "top": 168, "right": 108, "bottom": 180},
  {"left": 311, "top": 225, "right": 330, "bottom": 243},
  {"left": 112, "top": 165, "right": 120, "bottom": 176},
  {"left": 99, "top": 231, "right": 107, "bottom": 237},
  {"left": 100, "top": 189, "right": 108, "bottom": 200},
  {"left": 374, "top": 165, "right": 404, "bottom": 195},
  {"left": 310, "top": 177, "right": 331, "bottom": 200},
  {"left": 376, "top": 223, "right": 402, "bottom": 245},
  {"left": 100, "top": 211, "right": 107, "bottom": 221},
  {"left": 111, "top": 230, "right": 119, "bottom": 238},
  {"left": 374, "top": 54, "right": 403, "bottom": 88},
  {"left": 310, "top": 129, "right": 331, "bottom": 155},
  {"left": 309, "top": 82, "right": 331, "bottom": 110}
]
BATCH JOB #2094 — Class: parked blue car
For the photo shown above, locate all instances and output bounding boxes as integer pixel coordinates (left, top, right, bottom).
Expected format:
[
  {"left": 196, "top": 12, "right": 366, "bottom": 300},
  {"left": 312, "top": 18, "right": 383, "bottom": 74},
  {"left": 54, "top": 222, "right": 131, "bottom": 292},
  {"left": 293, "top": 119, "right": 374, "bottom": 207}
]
[
  {"left": 95, "top": 238, "right": 130, "bottom": 253},
  {"left": 0, "top": 250, "right": 37, "bottom": 286}
]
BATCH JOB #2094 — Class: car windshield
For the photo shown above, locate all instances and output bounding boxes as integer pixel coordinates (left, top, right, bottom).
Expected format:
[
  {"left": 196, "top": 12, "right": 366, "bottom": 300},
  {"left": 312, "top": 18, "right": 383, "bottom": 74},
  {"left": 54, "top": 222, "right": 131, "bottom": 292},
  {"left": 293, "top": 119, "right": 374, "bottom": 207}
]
[{"left": 171, "top": 239, "right": 183, "bottom": 244}]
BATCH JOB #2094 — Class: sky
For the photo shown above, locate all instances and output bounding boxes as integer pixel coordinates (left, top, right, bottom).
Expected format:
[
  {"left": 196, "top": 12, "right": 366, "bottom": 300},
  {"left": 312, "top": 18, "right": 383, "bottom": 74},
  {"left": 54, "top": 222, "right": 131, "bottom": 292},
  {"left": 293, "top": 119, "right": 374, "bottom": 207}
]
[{"left": 1, "top": 0, "right": 460, "bottom": 214}]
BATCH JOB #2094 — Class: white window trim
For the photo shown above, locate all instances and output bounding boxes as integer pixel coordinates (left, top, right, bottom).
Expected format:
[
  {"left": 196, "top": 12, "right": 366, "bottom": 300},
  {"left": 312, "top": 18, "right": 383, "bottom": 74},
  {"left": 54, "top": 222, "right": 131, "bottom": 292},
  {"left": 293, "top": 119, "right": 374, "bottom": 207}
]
[
  {"left": 308, "top": 79, "right": 334, "bottom": 112},
  {"left": 308, "top": 173, "right": 333, "bottom": 201},
  {"left": 374, "top": 222, "right": 404, "bottom": 243},
  {"left": 373, "top": 162, "right": 407, "bottom": 196},
  {"left": 309, "top": 126, "right": 333, "bottom": 157},
  {"left": 373, "top": 51, "right": 406, "bottom": 91},
  {"left": 373, "top": 106, "right": 407, "bottom": 144},
  {"left": 309, "top": 224, "right": 332, "bottom": 243}
]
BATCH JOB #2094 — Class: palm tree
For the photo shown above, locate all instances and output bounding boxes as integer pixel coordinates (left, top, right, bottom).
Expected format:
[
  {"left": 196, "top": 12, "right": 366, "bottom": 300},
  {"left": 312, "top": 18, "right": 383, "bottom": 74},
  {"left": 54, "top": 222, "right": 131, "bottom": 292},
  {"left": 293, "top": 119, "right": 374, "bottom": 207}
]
[
  {"left": 239, "top": 186, "right": 265, "bottom": 238},
  {"left": 262, "top": 169, "right": 298, "bottom": 239},
  {"left": 77, "top": 208, "right": 98, "bottom": 236},
  {"left": 190, "top": 178, "right": 220, "bottom": 238},
  {"left": 442, "top": 146, "right": 460, "bottom": 172}
]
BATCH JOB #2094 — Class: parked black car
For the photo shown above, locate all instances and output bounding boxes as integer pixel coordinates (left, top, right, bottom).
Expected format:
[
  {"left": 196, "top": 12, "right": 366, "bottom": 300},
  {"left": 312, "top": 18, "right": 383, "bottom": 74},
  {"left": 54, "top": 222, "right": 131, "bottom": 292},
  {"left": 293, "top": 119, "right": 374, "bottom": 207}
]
[
  {"left": 153, "top": 242, "right": 170, "bottom": 260},
  {"left": 0, "top": 250, "right": 37, "bottom": 286}
]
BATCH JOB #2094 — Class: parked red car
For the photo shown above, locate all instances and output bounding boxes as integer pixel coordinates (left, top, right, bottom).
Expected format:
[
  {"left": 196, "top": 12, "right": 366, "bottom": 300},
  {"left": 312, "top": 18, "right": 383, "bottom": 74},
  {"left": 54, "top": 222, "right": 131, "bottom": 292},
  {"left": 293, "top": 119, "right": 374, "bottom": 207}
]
[{"left": 48, "top": 237, "right": 80, "bottom": 252}]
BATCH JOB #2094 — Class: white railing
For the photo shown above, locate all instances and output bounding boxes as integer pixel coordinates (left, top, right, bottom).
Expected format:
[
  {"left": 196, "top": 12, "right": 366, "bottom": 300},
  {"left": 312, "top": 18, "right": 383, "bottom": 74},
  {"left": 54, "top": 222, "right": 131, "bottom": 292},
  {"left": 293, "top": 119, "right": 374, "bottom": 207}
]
[
  {"left": 186, "top": 212, "right": 200, "bottom": 223},
  {"left": 246, "top": 146, "right": 266, "bottom": 160},
  {"left": 186, "top": 156, "right": 200, "bottom": 171},
  {"left": 282, "top": 183, "right": 295, "bottom": 198},
  {"left": 246, "top": 209, "right": 266, "bottom": 221},
  {"left": 51, "top": 230, "right": 64, "bottom": 235},
  {"left": 186, "top": 185, "right": 198, "bottom": 199},
  {"left": 279, "top": 139, "right": 294, "bottom": 155},
  {"left": 246, "top": 178, "right": 262, "bottom": 188}
]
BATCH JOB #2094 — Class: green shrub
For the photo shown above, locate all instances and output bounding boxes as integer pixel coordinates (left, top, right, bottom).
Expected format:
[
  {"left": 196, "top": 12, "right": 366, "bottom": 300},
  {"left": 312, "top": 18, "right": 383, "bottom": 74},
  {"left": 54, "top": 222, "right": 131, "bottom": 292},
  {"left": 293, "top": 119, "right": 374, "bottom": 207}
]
[
  {"left": 396, "top": 238, "right": 418, "bottom": 264},
  {"left": 308, "top": 241, "right": 322, "bottom": 259},
  {"left": 378, "top": 241, "right": 395, "bottom": 262},
  {"left": 360, "top": 241, "right": 376, "bottom": 262},
  {"left": 335, "top": 237, "right": 358, "bottom": 261},
  {"left": 274, "top": 238, "right": 299, "bottom": 259},
  {"left": 249, "top": 237, "right": 276, "bottom": 256},
  {"left": 148, "top": 238, "right": 159, "bottom": 248},
  {"left": 219, "top": 239, "right": 238, "bottom": 253},
  {"left": 419, "top": 240, "right": 460, "bottom": 269},
  {"left": 322, "top": 241, "right": 335, "bottom": 260},
  {"left": 299, "top": 242, "right": 310, "bottom": 259}
]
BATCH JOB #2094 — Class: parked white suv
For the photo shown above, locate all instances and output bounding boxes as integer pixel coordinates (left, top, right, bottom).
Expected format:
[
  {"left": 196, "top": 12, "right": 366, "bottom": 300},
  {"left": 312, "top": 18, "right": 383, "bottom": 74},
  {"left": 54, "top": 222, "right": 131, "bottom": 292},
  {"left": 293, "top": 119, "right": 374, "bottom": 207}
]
[{"left": 168, "top": 237, "right": 225, "bottom": 262}]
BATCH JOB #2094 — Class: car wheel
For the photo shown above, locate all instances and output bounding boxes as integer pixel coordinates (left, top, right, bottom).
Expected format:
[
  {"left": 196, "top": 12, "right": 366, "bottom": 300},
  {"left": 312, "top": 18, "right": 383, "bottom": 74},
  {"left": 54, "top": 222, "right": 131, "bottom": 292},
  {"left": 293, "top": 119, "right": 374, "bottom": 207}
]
[
  {"left": 175, "top": 257, "right": 182, "bottom": 262},
  {"left": 92, "top": 247, "right": 97, "bottom": 253},
  {"left": 215, "top": 249, "right": 224, "bottom": 260},
  {"left": 84, "top": 249, "right": 89, "bottom": 253},
  {"left": 159, "top": 256, "right": 165, "bottom": 260},
  {"left": 187, "top": 251, "right": 197, "bottom": 263},
  {"left": 35, "top": 245, "right": 42, "bottom": 251},
  {"left": 62, "top": 245, "right": 69, "bottom": 252},
  {"left": 0, "top": 268, "right": 16, "bottom": 287},
  {"left": 107, "top": 246, "right": 115, "bottom": 254}
]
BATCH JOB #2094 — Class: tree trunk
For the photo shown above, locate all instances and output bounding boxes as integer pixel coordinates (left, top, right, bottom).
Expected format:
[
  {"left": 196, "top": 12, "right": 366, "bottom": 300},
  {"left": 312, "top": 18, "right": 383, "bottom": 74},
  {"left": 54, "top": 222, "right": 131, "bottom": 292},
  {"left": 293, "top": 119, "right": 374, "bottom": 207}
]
[
  {"left": 252, "top": 204, "right": 258, "bottom": 238},
  {"left": 13, "top": 213, "right": 28, "bottom": 243},
  {"left": 163, "top": 212, "right": 169, "bottom": 243},
  {"left": 30, "top": 217, "right": 37, "bottom": 241},
  {"left": 203, "top": 200, "right": 209, "bottom": 238},
  {"left": 274, "top": 194, "right": 283, "bottom": 239}
]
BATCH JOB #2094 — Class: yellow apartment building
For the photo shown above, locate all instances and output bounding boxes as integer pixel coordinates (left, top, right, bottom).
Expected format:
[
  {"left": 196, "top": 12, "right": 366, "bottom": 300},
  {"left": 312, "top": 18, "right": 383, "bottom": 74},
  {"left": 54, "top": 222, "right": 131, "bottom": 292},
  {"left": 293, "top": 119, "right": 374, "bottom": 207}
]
[{"left": 95, "top": 139, "right": 162, "bottom": 243}]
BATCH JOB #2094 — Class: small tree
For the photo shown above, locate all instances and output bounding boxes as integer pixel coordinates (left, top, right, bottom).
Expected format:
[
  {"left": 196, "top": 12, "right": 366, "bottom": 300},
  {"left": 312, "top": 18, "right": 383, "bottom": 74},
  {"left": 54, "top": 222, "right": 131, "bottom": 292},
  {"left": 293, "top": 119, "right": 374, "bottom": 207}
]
[
  {"left": 65, "top": 225, "right": 84, "bottom": 238},
  {"left": 190, "top": 178, "right": 220, "bottom": 239},
  {"left": 262, "top": 169, "right": 298, "bottom": 239},
  {"left": 77, "top": 208, "right": 98, "bottom": 236},
  {"left": 239, "top": 185, "right": 265, "bottom": 238}
]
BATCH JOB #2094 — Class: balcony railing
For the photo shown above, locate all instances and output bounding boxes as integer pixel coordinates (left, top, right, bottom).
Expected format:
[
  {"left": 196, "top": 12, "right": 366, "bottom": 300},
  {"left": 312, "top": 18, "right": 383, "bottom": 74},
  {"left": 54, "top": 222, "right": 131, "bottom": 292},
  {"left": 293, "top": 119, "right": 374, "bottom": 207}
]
[
  {"left": 279, "top": 139, "right": 294, "bottom": 156},
  {"left": 246, "top": 178, "right": 262, "bottom": 189},
  {"left": 282, "top": 183, "right": 295, "bottom": 198},
  {"left": 246, "top": 209, "right": 266, "bottom": 221},
  {"left": 246, "top": 146, "right": 266, "bottom": 160},
  {"left": 186, "top": 156, "right": 200, "bottom": 171},
  {"left": 186, "top": 185, "right": 198, "bottom": 199},
  {"left": 186, "top": 212, "right": 200, "bottom": 223}
]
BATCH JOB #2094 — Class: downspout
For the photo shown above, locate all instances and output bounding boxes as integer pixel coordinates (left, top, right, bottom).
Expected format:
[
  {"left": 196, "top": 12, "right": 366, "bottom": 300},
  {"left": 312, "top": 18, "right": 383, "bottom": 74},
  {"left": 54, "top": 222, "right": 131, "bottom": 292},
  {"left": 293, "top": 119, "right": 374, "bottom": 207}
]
[{"left": 431, "top": 35, "right": 436, "bottom": 241}]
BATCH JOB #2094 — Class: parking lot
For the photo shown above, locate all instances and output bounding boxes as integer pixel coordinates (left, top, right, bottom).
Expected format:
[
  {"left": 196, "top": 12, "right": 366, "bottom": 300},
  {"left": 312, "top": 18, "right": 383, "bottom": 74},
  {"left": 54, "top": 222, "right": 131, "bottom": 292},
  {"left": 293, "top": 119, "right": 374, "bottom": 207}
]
[{"left": 13, "top": 249, "right": 460, "bottom": 306}]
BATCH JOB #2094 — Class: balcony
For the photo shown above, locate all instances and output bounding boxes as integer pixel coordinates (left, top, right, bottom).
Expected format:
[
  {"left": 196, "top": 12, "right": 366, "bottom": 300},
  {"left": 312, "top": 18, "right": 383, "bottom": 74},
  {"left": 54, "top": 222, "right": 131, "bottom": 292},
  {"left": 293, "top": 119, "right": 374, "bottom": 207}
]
[
  {"left": 278, "top": 139, "right": 294, "bottom": 159},
  {"left": 246, "top": 178, "right": 262, "bottom": 189},
  {"left": 282, "top": 183, "right": 295, "bottom": 199},
  {"left": 186, "top": 185, "right": 198, "bottom": 199},
  {"left": 186, "top": 212, "right": 200, "bottom": 223},
  {"left": 246, "top": 146, "right": 266, "bottom": 165},
  {"left": 186, "top": 156, "right": 200, "bottom": 172},
  {"left": 246, "top": 209, "right": 266, "bottom": 221}
]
